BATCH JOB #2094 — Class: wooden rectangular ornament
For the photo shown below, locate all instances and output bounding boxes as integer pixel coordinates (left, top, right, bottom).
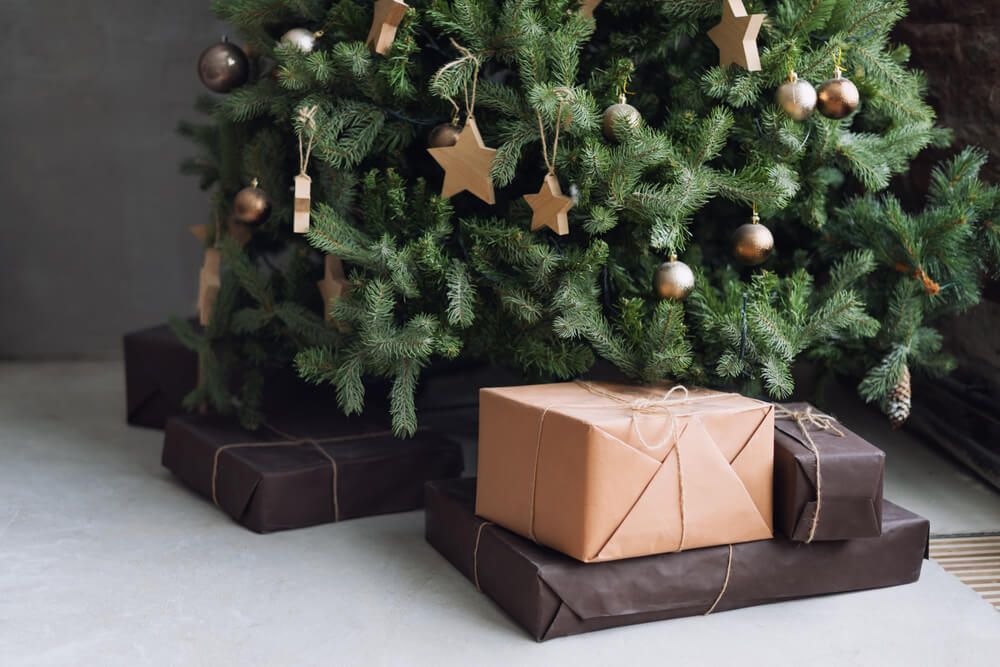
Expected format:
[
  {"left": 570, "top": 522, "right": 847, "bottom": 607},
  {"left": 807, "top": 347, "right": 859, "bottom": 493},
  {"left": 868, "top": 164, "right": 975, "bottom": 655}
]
[{"left": 294, "top": 174, "right": 312, "bottom": 234}]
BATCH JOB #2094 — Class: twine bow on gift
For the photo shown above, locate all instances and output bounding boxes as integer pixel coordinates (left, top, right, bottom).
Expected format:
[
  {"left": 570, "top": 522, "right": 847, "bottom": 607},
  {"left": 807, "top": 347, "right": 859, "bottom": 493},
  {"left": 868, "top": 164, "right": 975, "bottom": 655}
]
[
  {"left": 209, "top": 423, "right": 396, "bottom": 523},
  {"left": 774, "top": 405, "right": 845, "bottom": 543},
  {"left": 527, "top": 381, "right": 734, "bottom": 553}
]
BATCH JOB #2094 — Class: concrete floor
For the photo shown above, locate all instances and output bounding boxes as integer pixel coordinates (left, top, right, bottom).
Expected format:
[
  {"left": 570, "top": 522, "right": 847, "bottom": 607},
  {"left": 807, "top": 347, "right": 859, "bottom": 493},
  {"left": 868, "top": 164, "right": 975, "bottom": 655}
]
[{"left": 1, "top": 361, "right": 1000, "bottom": 666}]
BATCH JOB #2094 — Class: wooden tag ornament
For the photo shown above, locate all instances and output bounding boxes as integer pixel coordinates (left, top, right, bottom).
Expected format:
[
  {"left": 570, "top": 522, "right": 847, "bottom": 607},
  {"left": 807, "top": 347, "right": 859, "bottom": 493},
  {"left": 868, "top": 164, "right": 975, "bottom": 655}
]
[
  {"left": 317, "top": 255, "right": 351, "bottom": 326},
  {"left": 708, "top": 0, "right": 765, "bottom": 72},
  {"left": 427, "top": 117, "right": 497, "bottom": 204},
  {"left": 294, "top": 174, "right": 312, "bottom": 233},
  {"left": 367, "top": 0, "right": 408, "bottom": 56},
  {"left": 525, "top": 173, "right": 572, "bottom": 236},
  {"left": 198, "top": 248, "right": 222, "bottom": 326}
]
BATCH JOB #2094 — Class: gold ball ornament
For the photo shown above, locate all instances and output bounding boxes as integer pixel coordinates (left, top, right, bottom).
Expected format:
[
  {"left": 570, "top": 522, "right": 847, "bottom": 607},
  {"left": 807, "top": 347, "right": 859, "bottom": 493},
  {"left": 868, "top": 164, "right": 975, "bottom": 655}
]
[
  {"left": 816, "top": 68, "right": 860, "bottom": 119},
  {"left": 732, "top": 218, "right": 774, "bottom": 266},
  {"left": 233, "top": 179, "right": 272, "bottom": 225},
  {"left": 775, "top": 72, "right": 817, "bottom": 121},
  {"left": 428, "top": 123, "right": 461, "bottom": 148},
  {"left": 601, "top": 102, "right": 641, "bottom": 140},
  {"left": 197, "top": 37, "right": 249, "bottom": 93},
  {"left": 654, "top": 256, "right": 696, "bottom": 300}
]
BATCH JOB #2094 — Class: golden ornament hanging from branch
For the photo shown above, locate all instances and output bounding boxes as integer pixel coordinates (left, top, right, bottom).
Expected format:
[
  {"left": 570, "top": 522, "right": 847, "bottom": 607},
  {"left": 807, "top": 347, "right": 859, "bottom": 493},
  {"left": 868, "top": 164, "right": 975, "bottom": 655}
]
[
  {"left": 428, "top": 42, "right": 498, "bottom": 205},
  {"left": 524, "top": 94, "right": 573, "bottom": 236},
  {"left": 707, "top": 0, "right": 765, "bottom": 72},
  {"left": 654, "top": 254, "right": 696, "bottom": 300},
  {"left": 732, "top": 203, "right": 774, "bottom": 266},
  {"left": 233, "top": 178, "right": 271, "bottom": 225},
  {"left": 816, "top": 49, "right": 860, "bottom": 119},
  {"left": 776, "top": 71, "right": 817, "bottom": 121},
  {"left": 366, "top": 0, "right": 409, "bottom": 56}
]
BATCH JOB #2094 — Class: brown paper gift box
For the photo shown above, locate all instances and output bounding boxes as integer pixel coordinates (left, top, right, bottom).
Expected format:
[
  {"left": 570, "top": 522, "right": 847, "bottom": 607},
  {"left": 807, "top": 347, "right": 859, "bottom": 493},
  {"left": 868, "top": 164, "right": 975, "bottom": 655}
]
[
  {"left": 427, "top": 478, "right": 928, "bottom": 641},
  {"left": 162, "top": 414, "right": 463, "bottom": 533},
  {"left": 775, "top": 402, "right": 885, "bottom": 541},
  {"left": 476, "top": 382, "right": 774, "bottom": 562}
]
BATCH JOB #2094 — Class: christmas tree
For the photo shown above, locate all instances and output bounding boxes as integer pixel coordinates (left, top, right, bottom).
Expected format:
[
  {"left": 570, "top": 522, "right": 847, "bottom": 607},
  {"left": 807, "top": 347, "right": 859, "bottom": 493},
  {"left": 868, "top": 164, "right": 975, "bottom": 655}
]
[{"left": 180, "top": 0, "right": 1000, "bottom": 436}]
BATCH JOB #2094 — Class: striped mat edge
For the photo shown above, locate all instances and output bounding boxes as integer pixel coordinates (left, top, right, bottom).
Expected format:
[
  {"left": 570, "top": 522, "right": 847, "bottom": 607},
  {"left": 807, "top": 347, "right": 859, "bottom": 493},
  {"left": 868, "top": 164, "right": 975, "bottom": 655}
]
[{"left": 929, "top": 533, "right": 1000, "bottom": 611}]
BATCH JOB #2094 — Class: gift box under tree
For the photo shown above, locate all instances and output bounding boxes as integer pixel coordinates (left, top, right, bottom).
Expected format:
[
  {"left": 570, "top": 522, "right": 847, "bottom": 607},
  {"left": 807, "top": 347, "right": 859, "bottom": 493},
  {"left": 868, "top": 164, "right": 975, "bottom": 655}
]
[
  {"left": 476, "top": 381, "right": 775, "bottom": 562},
  {"left": 427, "top": 478, "right": 928, "bottom": 641},
  {"left": 163, "top": 414, "right": 464, "bottom": 532}
]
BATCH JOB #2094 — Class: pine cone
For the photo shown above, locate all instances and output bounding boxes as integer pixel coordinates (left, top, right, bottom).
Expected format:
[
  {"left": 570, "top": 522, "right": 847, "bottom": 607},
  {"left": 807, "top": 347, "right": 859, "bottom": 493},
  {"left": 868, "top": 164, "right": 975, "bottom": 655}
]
[{"left": 887, "top": 366, "right": 912, "bottom": 429}]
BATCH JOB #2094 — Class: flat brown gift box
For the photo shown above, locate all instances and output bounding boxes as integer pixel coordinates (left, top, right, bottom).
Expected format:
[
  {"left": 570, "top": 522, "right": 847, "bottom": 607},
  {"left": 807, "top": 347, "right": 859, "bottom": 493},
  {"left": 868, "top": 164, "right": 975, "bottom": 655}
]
[
  {"left": 775, "top": 402, "right": 885, "bottom": 541},
  {"left": 426, "top": 478, "right": 927, "bottom": 641},
  {"left": 163, "top": 415, "right": 464, "bottom": 533},
  {"left": 124, "top": 322, "right": 199, "bottom": 429}
]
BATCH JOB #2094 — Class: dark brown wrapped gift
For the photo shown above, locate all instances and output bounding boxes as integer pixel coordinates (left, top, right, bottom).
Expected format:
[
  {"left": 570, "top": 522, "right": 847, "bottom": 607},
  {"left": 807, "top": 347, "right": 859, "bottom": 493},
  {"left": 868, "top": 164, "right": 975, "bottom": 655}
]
[
  {"left": 775, "top": 402, "right": 885, "bottom": 542},
  {"left": 425, "top": 478, "right": 927, "bottom": 641},
  {"left": 164, "top": 415, "right": 464, "bottom": 533},
  {"left": 124, "top": 322, "right": 199, "bottom": 429}
]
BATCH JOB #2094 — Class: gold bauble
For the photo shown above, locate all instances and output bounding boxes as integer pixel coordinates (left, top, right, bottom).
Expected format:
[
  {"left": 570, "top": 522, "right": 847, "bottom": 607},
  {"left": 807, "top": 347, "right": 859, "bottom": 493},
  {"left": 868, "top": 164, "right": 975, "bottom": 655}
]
[
  {"left": 816, "top": 69, "right": 860, "bottom": 119},
  {"left": 428, "top": 122, "right": 461, "bottom": 148},
  {"left": 732, "top": 222, "right": 774, "bottom": 266},
  {"left": 233, "top": 181, "right": 272, "bottom": 225},
  {"left": 775, "top": 72, "right": 817, "bottom": 121},
  {"left": 601, "top": 102, "right": 641, "bottom": 140},
  {"left": 654, "top": 257, "right": 696, "bottom": 300}
]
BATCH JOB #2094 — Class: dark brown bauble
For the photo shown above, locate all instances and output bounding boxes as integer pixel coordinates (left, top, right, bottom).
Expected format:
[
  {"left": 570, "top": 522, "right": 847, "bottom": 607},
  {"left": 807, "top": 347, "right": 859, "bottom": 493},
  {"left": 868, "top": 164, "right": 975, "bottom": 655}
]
[
  {"left": 428, "top": 122, "right": 461, "bottom": 148},
  {"left": 601, "top": 102, "right": 641, "bottom": 140},
  {"left": 654, "top": 257, "right": 695, "bottom": 300},
  {"left": 198, "top": 38, "right": 249, "bottom": 93},
  {"left": 233, "top": 182, "right": 271, "bottom": 225},
  {"left": 775, "top": 72, "right": 817, "bottom": 121},
  {"left": 816, "top": 69, "right": 860, "bottom": 120},
  {"left": 732, "top": 222, "right": 774, "bottom": 266}
]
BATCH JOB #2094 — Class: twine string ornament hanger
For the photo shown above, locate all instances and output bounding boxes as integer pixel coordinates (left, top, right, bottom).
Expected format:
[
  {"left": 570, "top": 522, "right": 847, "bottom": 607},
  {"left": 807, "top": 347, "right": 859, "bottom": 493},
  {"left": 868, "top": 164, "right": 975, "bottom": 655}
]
[
  {"left": 294, "top": 104, "right": 319, "bottom": 234},
  {"left": 427, "top": 41, "right": 497, "bottom": 204},
  {"left": 524, "top": 91, "right": 573, "bottom": 236}
]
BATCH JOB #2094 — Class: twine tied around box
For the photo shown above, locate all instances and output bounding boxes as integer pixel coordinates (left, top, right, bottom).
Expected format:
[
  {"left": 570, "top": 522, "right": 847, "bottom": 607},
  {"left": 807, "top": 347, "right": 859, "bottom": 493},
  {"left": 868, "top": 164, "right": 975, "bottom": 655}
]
[
  {"left": 774, "top": 405, "right": 845, "bottom": 543},
  {"left": 209, "top": 423, "right": 396, "bottom": 522},
  {"left": 526, "top": 380, "right": 737, "bottom": 553},
  {"left": 472, "top": 519, "right": 735, "bottom": 616}
]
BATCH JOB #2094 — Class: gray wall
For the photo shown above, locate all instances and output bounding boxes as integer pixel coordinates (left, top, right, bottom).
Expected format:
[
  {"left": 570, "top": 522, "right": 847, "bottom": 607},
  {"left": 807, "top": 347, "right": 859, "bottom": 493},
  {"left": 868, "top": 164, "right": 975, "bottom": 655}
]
[{"left": 0, "top": 1, "right": 226, "bottom": 358}]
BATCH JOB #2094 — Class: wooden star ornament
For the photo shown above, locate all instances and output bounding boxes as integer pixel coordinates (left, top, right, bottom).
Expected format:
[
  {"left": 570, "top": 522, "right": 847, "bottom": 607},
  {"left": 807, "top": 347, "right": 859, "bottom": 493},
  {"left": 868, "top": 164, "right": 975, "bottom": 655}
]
[
  {"left": 708, "top": 0, "right": 765, "bottom": 72},
  {"left": 525, "top": 172, "right": 573, "bottom": 236},
  {"left": 367, "top": 0, "right": 409, "bottom": 56},
  {"left": 317, "top": 255, "right": 351, "bottom": 325},
  {"left": 197, "top": 248, "right": 222, "bottom": 327},
  {"left": 427, "top": 117, "right": 497, "bottom": 205},
  {"left": 579, "top": 0, "right": 602, "bottom": 19}
]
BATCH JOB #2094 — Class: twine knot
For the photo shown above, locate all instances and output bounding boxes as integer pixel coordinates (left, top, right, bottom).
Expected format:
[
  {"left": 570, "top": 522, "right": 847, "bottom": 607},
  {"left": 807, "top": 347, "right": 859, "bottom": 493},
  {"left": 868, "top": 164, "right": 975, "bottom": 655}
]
[{"left": 774, "top": 405, "right": 844, "bottom": 542}]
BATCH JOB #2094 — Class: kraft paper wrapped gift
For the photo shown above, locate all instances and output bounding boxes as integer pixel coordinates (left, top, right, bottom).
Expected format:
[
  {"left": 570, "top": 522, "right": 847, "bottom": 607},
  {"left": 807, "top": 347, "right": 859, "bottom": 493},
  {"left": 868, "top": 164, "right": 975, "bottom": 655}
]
[
  {"left": 427, "top": 478, "right": 928, "bottom": 641},
  {"left": 476, "top": 382, "right": 775, "bottom": 562},
  {"left": 163, "top": 414, "right": 463, "bottom": 532},
  {"left": 774, "top": 402, "right": 885, "bottom": 542}
]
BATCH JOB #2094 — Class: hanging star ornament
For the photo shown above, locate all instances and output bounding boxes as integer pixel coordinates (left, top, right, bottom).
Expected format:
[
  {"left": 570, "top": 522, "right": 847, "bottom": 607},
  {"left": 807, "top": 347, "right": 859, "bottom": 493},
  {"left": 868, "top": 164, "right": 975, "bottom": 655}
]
[
  {"left": 427, "top": 117, "right": 497, "bottom": 205},
  {"left": 197, "top": 248, "right": 222, "bottom": 327},
  {"left": 708, "top": 0, "right": 765, "bottom": 72},
  {"left": 525, "top": 173, "right": 573, "bottom": 236},
  {"left": 317, "top": 255, "right": 351, "bottom": 325},
  {"left": 579, "top": 0, "right": 602, "bottom": 19},
  {"left": 366, "top": 0, "right": 409, "bottom": 56}
]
